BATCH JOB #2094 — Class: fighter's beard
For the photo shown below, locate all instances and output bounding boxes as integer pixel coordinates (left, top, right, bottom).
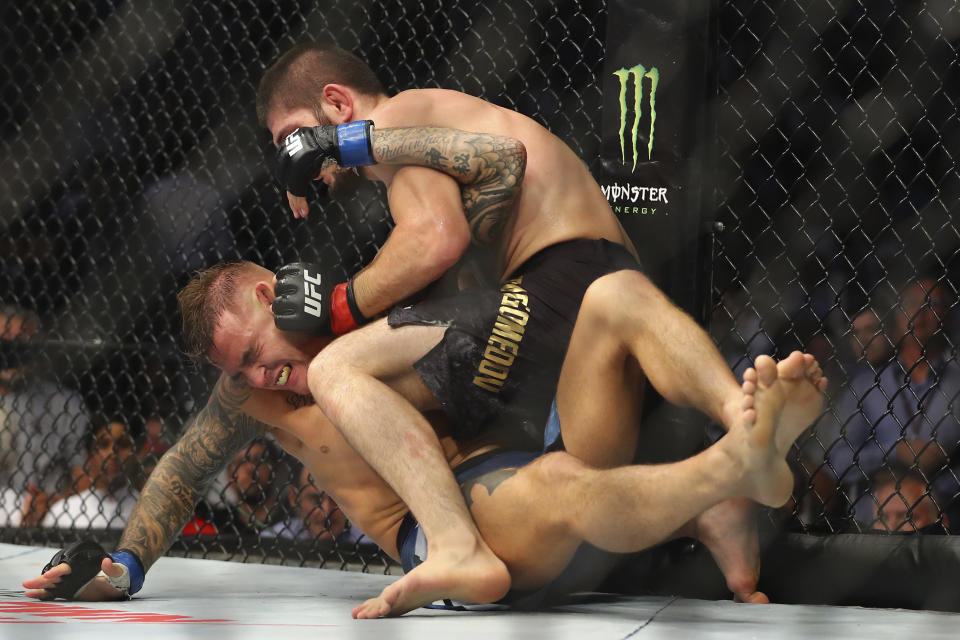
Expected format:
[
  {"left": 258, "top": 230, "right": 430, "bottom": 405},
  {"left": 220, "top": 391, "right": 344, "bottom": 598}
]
[{"left": 327, "top": 166, "right": 363, "bottom": 200}]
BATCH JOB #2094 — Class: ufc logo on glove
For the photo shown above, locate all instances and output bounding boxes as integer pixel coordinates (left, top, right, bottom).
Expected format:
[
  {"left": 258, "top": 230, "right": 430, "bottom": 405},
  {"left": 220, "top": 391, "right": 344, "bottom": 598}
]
[
  {"left": 303, "top": 271, "right": 324, "bottom": 317},
  {"left": 284, "top": 132, "right": 304, "bottom": 156},
  {"left": 272, "top": 262, "right": 366, "bottom": 336}
]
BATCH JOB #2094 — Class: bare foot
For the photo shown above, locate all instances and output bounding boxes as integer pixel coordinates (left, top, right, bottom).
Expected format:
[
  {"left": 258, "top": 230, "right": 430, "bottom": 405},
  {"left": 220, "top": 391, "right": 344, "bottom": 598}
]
[
  {"left": 734, "top": 355, "right": 794, "bottom": 507},
  {"left": 692, "top": 353, "right": 826, "bottom": 602},
  {"left": 772, "top": 351, "right": 827, "bottom": 454},
  {"left": 735, "top": 352, "right": 826, "bottom": 507},
  {"left": 352, "top": 547, "right": 510, "bottom": 618},
  {"left": 694, "top": 498, "right": 769, "bottom": 604},
  {"left": 741, "top": 352, "right": 826, "bottom": 451}
]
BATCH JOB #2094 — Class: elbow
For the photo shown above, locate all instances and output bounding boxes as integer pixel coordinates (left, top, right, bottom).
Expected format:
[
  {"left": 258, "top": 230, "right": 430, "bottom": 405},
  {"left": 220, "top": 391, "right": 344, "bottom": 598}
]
[
  {"left": 511, "top": 138, "right": 527, "bottom": 182},
  {"left": 411, "top": 215, "right": 470, "bottom": 276},
  {"left": 499, "top": 137, "right": 527, "bottom": 199},
  {"left": 422, "top": 224, "right": 470, "bottom": 275},
  {"left": 307, "top": 352, "right": 334, "bottom": 407}
]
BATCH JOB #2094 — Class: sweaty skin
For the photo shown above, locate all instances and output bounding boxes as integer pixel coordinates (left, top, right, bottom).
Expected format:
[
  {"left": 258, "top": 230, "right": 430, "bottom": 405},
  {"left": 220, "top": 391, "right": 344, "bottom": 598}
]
[
  {"left": 267, "top": 86, "right": 766, "bottom": 615},
  {"left": 369, "top": 90, "right": 637, "bottom": 267},
  {"left": 268, "top": 88, "right": 637, "bottom": 316}
]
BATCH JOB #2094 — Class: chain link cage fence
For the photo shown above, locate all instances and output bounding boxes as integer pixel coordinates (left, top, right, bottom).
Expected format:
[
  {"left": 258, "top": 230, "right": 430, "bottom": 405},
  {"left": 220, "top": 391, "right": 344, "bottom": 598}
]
[
  {"left": 0, "top": 0, "right": 957, "bottom": 579},
  {"left": 713, "top": 0, "right": 960, "bottom": 537}
]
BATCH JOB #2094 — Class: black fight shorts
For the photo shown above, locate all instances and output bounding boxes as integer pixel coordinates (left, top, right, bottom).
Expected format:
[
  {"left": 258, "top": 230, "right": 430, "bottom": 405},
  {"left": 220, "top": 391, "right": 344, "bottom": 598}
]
[{"left": 388, "top": 238, "right": 642, "bottom": 441}]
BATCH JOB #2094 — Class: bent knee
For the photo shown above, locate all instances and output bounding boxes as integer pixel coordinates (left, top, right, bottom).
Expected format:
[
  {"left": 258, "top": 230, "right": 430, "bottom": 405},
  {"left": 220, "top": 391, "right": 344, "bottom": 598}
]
[
  {"left": 528, "top": 451, "right": 592, "bottom": 491},
  {"left": 584, "top": 270, "right": 660, "bottom": 309},
  {"left": 581, "top": 270, "right": 665, "bottom": 330},
  {"left": 526, "top": 453, "right": 599, "bottom": 534}
]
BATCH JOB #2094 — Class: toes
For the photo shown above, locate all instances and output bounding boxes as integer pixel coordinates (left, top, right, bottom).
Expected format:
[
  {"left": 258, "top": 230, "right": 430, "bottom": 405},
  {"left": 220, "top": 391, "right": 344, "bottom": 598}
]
[
  {"left": 737, "top": 590, "right": 771, "bottom": 605},
  {"left": 742, "top": 392, "right": 755, "bottom": 409},
  {"left": 743, "top": 407, "right": 757, "bottom": 426},
  {"left": 742, "top": 379, "right": 756, "bottom": 396},
  {"left": 353, "top": 598, "right": 389, "bottom": 619},
  {"left": 754, "top": 355, "right": 777, "bottom": 386},
  {"left": 743, "top": 367, "right": 757, "bottom": 384}
]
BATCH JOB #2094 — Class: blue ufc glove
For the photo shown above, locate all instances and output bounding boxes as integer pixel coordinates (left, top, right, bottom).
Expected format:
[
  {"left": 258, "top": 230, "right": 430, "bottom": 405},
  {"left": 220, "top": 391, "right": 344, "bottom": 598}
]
[{"left": 275, "top": 121, "right": 376, "bottom": 197}]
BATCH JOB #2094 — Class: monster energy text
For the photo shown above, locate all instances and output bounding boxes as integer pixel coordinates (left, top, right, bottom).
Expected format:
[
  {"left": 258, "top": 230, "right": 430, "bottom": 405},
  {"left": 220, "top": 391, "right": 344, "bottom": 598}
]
[{"left": 613, "top": 63, "right": 659, "bottom": 171}]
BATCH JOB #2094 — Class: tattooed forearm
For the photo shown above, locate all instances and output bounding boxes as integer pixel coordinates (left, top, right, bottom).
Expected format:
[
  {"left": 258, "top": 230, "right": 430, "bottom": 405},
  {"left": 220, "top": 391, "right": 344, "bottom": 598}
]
[
  {"left": 372, "top": 127, "right": 527, "bottom": 245},
  {"left": 118, "top": 375, "right": 265, "bottom": 569}
]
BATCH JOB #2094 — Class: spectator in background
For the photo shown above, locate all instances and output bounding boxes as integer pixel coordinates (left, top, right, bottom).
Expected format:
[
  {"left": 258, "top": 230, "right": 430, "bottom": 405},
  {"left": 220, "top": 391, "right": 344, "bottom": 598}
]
[
  {"left": 869, "top": 464, "right": 949, "bottom": 533},
  {"left": 262, "top": 466, "right": 368, "bottom": 546},
  {"left": 219, "top": 438, "right": 292, "bottom": 533},
  {"left": 711, "top": 289, "right": 776, "bottom": 380},
  {"left": 784, "top": 306, "right": 892, "bottom": 530},
  {"left": 41, "top": 417, "right": 138, "bottom": 530},
  {"left": 827, "top": 277, "right": 960, "bottom": 527},
  {"left": 848, "top": 307, "right": 893, "bottom": 369},
  {"left": 0, "top": 306, "right": 90, "bottom": 526},
  {"left": 137, "top": 415, "right": 171, "bottom": 462},
  {"left": 125, "top": 415, "right": 172, "bottom": 494}
]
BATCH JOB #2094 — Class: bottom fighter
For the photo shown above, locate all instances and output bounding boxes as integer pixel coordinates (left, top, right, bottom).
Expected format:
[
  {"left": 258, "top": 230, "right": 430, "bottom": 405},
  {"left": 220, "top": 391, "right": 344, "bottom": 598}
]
[{"left": 23, "top": 261, "right": 826, "bottom": 617}]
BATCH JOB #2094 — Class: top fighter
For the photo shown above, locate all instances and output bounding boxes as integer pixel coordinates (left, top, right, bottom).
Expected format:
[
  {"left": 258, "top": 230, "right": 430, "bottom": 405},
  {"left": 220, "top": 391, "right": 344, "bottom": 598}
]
[{"left": 256, "top": 42, "right": 783, "bottom": 614}]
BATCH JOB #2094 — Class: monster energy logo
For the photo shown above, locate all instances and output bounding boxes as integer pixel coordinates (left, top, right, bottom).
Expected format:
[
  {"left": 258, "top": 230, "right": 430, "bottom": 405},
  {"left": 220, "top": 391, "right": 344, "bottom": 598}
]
[{"left": 613, "top": 64, "right": 659, "bottom": 171}]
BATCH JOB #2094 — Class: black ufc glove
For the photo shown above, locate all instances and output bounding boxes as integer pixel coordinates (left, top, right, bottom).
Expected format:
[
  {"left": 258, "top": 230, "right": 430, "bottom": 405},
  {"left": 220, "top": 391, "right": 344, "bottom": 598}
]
[
  {"left": 275, "top": 121, "right": 376, "bottom": 197},
  {"left": 42, "top": 540, "right": 145, "bottom": 599},
  {"left": 273, "top": 262, "right": 368, "bottom": 336},
  {"left": 273, "top": 262, "right": 335, "bottom": 335}
]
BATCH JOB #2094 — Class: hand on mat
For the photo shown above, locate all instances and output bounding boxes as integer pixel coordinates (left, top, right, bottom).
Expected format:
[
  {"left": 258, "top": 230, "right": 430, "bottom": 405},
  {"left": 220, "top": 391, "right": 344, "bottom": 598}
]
[{"left": 23, "top": 556, "right": 125, "bottom": 601}]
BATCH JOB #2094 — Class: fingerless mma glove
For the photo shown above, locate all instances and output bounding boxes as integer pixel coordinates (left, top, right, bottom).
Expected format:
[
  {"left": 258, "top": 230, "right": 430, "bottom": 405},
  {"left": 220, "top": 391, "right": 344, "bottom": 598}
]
[
  {"left": 275, "top": 120, "right": 376, "bottom": 197},
  {"left": 42, "top": 540, "right": 145, "bottom": 599},
  {"left": 272, "top": 262, "right": 368, "bottom": 336}
]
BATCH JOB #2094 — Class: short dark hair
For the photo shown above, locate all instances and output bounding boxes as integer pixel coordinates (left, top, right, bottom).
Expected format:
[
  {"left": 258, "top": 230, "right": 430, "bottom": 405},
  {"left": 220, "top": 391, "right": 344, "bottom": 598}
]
[
  {"left": 177, "top": 260, "right": 255, "bottom": 365},
  {"left": 83, "top": 414, "right": 128, "bottom": 453},
  {"left": 256, "top": 42, "right": 386, "bottom": 127},
  {"left": 869, "top": 462, "right": 929, "bottom": 492}
]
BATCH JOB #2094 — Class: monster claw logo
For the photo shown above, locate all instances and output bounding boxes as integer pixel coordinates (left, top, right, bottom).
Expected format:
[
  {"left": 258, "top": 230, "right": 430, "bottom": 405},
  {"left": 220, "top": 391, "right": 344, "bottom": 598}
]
[{"left": 613, "top": 64, "right": 659, "bottom": 170}]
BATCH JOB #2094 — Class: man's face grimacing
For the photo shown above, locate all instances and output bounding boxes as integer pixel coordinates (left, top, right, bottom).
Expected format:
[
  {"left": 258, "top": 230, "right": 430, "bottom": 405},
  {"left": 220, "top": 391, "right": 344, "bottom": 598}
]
[
  {"left": 267, "top": 105, "right": 363, "bottom": 200},
  {"left": 209, "top": 276, "right": 325, "bottom": 396}
]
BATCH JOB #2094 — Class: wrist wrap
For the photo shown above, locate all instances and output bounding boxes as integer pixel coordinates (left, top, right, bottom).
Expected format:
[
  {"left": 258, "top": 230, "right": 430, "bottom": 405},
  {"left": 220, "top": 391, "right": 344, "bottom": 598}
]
[
  {"left": 330, "top": 282, "right": 363, "bottom": 335},
  {"left": 108, "top": 549, "right": 145, "bottom": 595},
  {"left": 345, "top": 279, "right": 367, "bottom": 325},
  {"left": 336, "top": 121, "right": 376, "bottom": 167}
]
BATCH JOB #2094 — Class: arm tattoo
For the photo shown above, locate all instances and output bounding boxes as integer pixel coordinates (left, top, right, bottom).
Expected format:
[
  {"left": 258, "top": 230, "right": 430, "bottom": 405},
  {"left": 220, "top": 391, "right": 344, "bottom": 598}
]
[
  {"left": 118, "top": 375, "right": 266, "bottom": 569},
  {"left": 372, "top": 127, "right": 527, "bottom": 245},
  {"left": 460, "top": 468, "right": 519, "bottom": 509}
]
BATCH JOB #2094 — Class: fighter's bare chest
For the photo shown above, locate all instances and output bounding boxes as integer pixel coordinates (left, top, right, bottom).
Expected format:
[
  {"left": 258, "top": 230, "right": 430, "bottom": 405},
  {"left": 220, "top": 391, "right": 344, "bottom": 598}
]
[{"left": 245, "top": 391, "right": 334, "bottom": 454}]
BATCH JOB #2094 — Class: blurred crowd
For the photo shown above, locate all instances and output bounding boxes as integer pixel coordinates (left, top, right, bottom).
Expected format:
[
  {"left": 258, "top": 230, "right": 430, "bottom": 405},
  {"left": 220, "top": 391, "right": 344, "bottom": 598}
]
[
  {"left": 0, "top": 304, "right": 368, "bottom": 549},
  {"left": 2, "top": 267, "right": 958, "bottom": 544},
  {"left": 715, "top": 273, "right": 960, "bottom": 535}
]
